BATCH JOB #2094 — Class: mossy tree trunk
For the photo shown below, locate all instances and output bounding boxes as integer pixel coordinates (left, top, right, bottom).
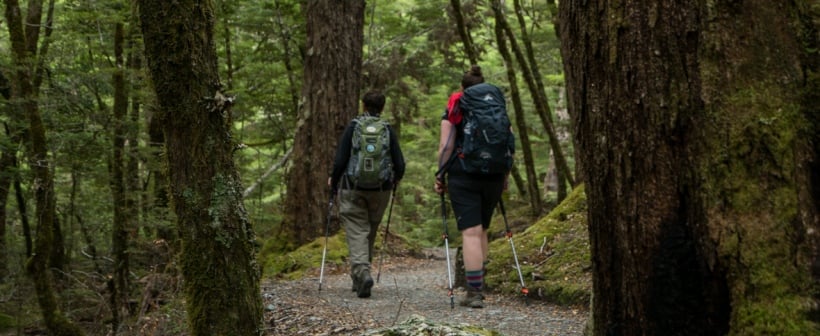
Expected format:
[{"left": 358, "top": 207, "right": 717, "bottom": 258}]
[
  {"left": 281, "top": 0, "right": 365, "bottom": 246},
  {"left": 109, "top": 21, "right": 131, "bottom": 330},
  {"left": 138, "top": 1, "right": 263, "bottom": 334},
  {"left": 560, "top": 0, "right": 818, "bottom": 335},
  {"left": 4, "top": 0, "right": 85, "bottom": 334},
  {"left": 450, "top": 0, "right": 479, "bottom": 65},
  {"left": 504, "top": 0, "right": 576, "bottom": 203},
  {"left": 492, "top": 0, "right": 542, "bottom": 212},
  {"left": 0, "top": 71, "right": 11, "bottom": 280}
]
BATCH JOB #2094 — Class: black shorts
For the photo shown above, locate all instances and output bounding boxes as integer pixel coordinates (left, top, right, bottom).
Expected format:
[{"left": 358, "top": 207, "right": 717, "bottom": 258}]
[{"left": 446, "top": 174, "right": 504, "bottom": 231}]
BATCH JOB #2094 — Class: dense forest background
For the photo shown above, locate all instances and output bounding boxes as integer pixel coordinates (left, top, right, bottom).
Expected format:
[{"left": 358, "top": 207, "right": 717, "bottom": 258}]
[
  {"left": 1, "top": 0, "right": 818, "bottom": 335},
  {"left": 0, "top": 0, "right": 575, "bottom": 334}
]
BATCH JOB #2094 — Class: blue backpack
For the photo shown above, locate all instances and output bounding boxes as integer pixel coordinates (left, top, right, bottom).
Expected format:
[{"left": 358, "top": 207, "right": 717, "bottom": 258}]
[{"left": 456, "top": 83, "right": 515, "bottom": 174}]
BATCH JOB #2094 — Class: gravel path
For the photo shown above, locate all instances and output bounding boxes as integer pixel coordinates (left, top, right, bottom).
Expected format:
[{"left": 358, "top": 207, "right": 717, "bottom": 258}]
[{"left": 263, "top": 250, "right": 588, "bottom": 335}]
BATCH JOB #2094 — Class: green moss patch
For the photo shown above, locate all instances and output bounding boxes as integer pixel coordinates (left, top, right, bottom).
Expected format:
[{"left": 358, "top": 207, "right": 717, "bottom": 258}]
[
  {"left": 0, "top": 313, "right": 14, "bottom": 330},
  {"left": 485, "top": 185, "right": 591, "bottom": 307},
  {"left": 261, "top": 230, "right": 349, "bottom": 280},
  {"left": 701, "top": 80, "right": 817, "bottom": 333}
]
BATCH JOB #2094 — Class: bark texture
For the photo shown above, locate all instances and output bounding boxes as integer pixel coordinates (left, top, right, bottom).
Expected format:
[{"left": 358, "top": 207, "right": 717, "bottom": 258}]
[
  {"left": 281, "top": 0, "right": 365, "bottom": 246},
  {"left": 138, "top": 0, "right": 263, "bottom": 334},
  {"left": 560, "top": 0, "right": 818, "bottom": 335}
]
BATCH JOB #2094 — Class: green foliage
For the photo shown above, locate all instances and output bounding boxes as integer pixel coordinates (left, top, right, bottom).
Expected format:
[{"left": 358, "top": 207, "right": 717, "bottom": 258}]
[{"left": 1, "top": 0, "right": 570, "bottom": 332}]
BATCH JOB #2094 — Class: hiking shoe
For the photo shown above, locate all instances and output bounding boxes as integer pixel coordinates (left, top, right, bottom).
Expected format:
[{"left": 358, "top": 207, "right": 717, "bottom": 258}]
[
  {"left": 351, "top": 278, "right": 359, "bottom": 292},
  {"left": 357, "top": 271, "right": 374, "bottom": 298},
  {"left": 459, "top": 288, "right": 484, "bottom": 308}
]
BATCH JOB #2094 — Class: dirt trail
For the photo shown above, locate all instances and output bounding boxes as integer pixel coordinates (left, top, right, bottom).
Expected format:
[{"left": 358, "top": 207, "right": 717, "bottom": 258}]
[{"left": 263, "top": 251, "right": 588, "bottom": 335}]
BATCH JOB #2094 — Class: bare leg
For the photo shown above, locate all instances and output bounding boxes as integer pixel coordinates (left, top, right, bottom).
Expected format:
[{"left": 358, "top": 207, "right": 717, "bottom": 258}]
[{"left": 462, "top": 225, "right": 485, "bottom": 271}]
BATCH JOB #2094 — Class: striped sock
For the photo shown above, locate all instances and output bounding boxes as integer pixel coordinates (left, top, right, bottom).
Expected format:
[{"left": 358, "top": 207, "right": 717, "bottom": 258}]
[{"left": 465, "top": 270, "right": 483, "bottom": 290}]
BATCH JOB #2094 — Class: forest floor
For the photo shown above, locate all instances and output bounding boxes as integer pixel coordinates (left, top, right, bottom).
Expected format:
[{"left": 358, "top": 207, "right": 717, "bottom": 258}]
[{"left": 262, "top": 248, "right": 589, "bottom": 336}]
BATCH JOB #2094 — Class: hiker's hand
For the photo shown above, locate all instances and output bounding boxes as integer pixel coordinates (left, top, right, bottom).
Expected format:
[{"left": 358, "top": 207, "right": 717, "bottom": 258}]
[
  {"left": 328, "top": 177, "right": 338, "bottom": 195},
  {"left": 434, "top": 177, "right": 447, "bottom": 194}
]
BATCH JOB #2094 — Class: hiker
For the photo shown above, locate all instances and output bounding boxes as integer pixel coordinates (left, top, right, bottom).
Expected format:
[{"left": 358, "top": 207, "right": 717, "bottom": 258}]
[
  {"left": 434, "top": 65, "right": 514, "bottom": 308},
  {"left": 329, "top": 90, "right": 406, "bottom": 298}
]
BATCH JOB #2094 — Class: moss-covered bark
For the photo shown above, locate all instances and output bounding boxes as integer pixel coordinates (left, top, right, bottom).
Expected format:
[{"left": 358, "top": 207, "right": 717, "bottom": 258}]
[
  {"left": 559, "top": 0, "right": 818, "bottom": 335},
  {"left": 280, "top": 0, "right": 365, "bottom": 247},
  {"left": 695, "top": 2, "right": 819, "bottom": 333},
  {"left": 138, "top": 0, "right": 263, "bottom": 334}
]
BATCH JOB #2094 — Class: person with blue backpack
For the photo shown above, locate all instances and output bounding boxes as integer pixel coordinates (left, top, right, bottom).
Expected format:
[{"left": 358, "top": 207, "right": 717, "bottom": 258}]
[
  {"left": 434, "top": 65, "right": 515, "bottom": 308},
  {"left": 329, "top": 90, "right": 405, "bottom": 298}
]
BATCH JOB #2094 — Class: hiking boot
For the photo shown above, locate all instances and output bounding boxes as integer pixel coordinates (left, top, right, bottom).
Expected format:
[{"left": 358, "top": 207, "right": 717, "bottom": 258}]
[
  {"left": 459, "top": 288, "right": 484, "bottom": 308},
  {"left": 351, "top": 264, "right": 366, "bottom": 292},
  {"left": 357, "top": 271, "right": 374, "bottom": 298}
]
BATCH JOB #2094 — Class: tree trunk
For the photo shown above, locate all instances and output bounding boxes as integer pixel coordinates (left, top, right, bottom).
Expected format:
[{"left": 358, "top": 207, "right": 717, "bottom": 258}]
[
  {"left": 15, "top": 170, "right": 31, "bottom": 257},
  {"left": 138, "top": 1, "right": 263, "bottom": 334},
  {"left": 496, "top": 0, "right": 574, "bottom": 205},
  {"left": 0, "top": 74, "right": 10, "bottom": 280},
  {"left": 126, "top": 24, "right": 142, "bottom": 245},
  {"left": 0, "top": 148, "right": 8, "bottom": 280},
  {"left": 4, "top": 0, "right": 85, "bottom": 334},
  {"left": 510, "top": 0, "right": 575, "bottom": 202},
  {"left": 281, "top": 0, "right": 365, "bottom": 246},
  {"left": 449, "top": 0, "right": 479, "bottom": 64},
  {"left": 560, "top": 1, "right": 819, "bottom": 335},
  {"left": 110, "top": 21, "right": 129, "bottom": 330},
  {"left": 492, "top": 0, "right": 542, "bottom": 213}
]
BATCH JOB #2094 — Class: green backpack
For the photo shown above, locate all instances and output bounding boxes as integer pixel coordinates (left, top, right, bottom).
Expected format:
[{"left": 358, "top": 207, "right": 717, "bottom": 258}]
[{"left": 346, "top": 115, "right": 393, "bottom": 189}]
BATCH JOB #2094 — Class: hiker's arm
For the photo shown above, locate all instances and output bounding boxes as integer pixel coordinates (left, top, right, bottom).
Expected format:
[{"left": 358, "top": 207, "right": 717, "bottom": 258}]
[
  {"left": 437, "top": 119, "right": 457, "bottom": 173},
  {"left": 434, "top": 120, "right": 455, "bottom": 195},
  {"left": 330, "top": 123, "right": 355, "bottom": 191},
  {"left": 388, "top": 125, "right": 406, "bottom": 183}
]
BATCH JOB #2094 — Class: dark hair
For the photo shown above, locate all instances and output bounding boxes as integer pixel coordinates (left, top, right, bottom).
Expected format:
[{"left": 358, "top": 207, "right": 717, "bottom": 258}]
[
  {"left": 461, "top": 65, "right": 485, "bottom": 89},
  {"left": 362, "top": 90, "right": 385, "bottom": 115}
]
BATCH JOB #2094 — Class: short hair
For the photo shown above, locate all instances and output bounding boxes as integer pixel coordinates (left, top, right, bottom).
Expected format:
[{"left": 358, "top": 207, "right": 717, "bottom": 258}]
[
  {"left": 461, "top": 65, "right": 485, "bottom": 89},
  {"left": 362, "top": 90, "right": 385, "bottom": 115}
]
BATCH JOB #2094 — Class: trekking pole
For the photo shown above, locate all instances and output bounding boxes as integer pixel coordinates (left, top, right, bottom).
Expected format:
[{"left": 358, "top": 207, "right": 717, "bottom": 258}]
[
  {"left": 318, "top": 193, "right": 335, "bottom": 291},
  {"left": 376, "top": 188, "right": 397, "bottom": 283},
  {"left": 498, "top": 199, "right": 529, "bottom": 302},
  {"left": 440, "top": 193, "right": 455, "bottom": 309}
]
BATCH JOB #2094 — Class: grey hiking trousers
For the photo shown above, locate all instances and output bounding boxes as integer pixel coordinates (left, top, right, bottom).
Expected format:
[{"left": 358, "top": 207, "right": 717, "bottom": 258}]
[{"left": 339, "top": 188, "right": 392, "bottom": 277}]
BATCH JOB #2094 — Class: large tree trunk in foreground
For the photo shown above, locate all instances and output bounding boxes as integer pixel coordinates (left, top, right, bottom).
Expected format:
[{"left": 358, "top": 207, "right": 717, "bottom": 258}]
[
  {"left": 280, "top": 0, "right": 365, "bottom": 247},
  {"left": 560, "top": 1, "right": 818, "bottom": 335},
  {"left": 138, "top": 1, "right": 263, "bottom": 334}
]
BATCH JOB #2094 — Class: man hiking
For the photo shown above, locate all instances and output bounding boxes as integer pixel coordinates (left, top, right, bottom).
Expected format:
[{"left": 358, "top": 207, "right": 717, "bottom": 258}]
[{"left": 329, "top": 90, "right": 405, "bottom": 298}]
